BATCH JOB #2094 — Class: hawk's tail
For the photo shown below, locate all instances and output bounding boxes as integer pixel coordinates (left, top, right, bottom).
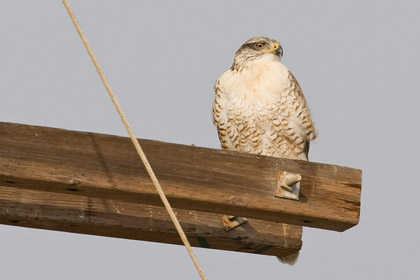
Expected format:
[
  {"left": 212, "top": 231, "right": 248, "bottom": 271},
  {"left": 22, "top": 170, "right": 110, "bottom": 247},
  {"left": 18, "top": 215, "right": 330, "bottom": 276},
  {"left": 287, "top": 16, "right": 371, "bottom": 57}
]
[{"left": 277, "top": 252, "right": 300, "bottom": 266}]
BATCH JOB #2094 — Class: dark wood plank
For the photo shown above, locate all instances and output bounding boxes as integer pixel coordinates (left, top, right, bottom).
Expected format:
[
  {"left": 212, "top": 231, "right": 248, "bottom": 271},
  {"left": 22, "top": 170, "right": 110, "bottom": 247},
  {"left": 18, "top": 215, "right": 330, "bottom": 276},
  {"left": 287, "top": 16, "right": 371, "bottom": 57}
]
[
  {"left": 0, "top": 122, "right": 361, "bottom": 231},
  {"left": 0, "top": 185, "right": 301, "bottom": 258}
]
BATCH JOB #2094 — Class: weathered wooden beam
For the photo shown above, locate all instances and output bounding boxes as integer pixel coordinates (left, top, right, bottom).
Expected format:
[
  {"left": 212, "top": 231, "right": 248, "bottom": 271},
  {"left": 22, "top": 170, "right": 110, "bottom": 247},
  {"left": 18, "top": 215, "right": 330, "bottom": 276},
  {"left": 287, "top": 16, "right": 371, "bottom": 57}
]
[
  {"left": 0, "top": 122, "right": 361, "bottom": 231},
  {"left": 0, "top": 184, "right": 301, "bottom": 257}
]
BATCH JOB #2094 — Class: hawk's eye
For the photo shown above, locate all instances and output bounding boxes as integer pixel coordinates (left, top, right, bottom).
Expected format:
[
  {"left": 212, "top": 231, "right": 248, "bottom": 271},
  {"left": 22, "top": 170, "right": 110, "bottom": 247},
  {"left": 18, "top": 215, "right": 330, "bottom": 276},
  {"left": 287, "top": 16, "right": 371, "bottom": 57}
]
[{"left": 255, "top": 42, "right": 266, "bottom": 48}]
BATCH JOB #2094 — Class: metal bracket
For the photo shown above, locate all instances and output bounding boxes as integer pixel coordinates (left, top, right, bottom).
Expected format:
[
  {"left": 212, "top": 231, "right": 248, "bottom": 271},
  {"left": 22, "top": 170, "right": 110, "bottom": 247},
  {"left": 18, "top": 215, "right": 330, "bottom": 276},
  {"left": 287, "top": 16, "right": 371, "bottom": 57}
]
[
  {"left": 218, "top": 215, "right": 247, "bottom": 231},
  {"left": 275, "top": 171, "right": 301, "bottom": 201}
]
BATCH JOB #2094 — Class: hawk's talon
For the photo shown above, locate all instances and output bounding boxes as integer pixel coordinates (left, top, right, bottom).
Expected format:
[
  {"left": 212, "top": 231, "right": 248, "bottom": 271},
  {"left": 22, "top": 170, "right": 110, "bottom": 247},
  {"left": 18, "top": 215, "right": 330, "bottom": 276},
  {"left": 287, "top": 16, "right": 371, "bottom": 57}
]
[{"left": 218, "top": 214, "right": 247, "bottom": 231}]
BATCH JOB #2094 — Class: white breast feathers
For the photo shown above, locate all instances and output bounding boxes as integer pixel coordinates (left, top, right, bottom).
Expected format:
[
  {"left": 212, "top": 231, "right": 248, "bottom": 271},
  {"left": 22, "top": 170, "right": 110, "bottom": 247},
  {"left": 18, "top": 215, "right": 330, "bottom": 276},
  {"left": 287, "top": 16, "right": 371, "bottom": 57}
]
[{"left": 213, "top": 55, "right": 316, "bottom": 160}]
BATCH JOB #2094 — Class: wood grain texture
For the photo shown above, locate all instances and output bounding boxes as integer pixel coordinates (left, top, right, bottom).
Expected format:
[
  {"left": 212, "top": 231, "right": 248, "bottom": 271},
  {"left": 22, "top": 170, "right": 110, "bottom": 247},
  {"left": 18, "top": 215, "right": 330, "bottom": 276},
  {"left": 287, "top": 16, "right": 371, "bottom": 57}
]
[
  {"left": 0, "top": 122, "right": 362, "bottom": 231},
  {"left": 0, "top": 185, "right": 302, "bottom": 257}
]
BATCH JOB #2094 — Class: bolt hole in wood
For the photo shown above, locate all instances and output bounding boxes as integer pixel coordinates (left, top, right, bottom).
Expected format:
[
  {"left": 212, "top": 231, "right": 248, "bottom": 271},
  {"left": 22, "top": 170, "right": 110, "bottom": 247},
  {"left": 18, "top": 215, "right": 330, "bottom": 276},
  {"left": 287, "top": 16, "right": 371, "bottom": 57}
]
[{"left": 66, "top": 187, "right": 80, "bottom": 192}]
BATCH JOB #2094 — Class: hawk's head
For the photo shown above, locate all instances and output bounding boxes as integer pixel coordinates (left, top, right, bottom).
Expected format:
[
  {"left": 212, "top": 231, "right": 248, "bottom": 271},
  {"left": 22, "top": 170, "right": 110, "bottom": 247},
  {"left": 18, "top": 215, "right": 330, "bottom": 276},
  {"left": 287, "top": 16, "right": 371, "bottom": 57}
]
[{"left": 232, "top": 37, "right": 283, "bottom": 70}]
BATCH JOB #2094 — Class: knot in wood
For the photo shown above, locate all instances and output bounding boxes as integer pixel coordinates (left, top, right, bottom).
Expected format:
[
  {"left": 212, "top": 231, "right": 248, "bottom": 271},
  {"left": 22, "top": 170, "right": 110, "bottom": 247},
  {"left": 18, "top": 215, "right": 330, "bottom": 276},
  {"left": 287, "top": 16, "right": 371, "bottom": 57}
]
[{"left": 229, "top": 196, "right": 244, "bottom": 204}]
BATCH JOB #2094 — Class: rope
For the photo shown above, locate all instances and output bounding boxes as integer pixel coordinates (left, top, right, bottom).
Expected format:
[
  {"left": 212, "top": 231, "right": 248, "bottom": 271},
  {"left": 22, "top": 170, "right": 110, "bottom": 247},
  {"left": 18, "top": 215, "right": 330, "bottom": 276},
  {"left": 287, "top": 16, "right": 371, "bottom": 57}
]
[{"left": 61, "top": 1, "right": 207, "bottom": 279}]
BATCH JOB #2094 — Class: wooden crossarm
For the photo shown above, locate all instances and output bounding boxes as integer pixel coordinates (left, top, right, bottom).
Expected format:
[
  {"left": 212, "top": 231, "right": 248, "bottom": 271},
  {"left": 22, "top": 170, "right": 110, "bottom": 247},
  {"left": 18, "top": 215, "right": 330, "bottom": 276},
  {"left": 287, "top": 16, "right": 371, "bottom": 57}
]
[{"left": 0, "top": 122, "right": 361, "bottom": 231}]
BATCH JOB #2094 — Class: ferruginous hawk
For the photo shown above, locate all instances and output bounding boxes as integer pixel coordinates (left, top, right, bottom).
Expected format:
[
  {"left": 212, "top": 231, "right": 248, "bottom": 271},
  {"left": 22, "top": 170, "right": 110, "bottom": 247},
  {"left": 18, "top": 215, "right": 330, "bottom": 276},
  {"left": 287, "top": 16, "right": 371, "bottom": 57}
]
[{"left": 212, "top": 36, "right": 316, "bottom": 264}]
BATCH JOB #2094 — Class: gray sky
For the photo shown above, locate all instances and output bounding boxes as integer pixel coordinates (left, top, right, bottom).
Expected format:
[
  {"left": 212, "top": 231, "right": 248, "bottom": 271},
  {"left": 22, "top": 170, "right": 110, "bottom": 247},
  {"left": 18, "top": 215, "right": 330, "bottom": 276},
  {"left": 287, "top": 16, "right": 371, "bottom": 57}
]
[{"left": 1, "top": 0, "right": 419, "bottom": 279}]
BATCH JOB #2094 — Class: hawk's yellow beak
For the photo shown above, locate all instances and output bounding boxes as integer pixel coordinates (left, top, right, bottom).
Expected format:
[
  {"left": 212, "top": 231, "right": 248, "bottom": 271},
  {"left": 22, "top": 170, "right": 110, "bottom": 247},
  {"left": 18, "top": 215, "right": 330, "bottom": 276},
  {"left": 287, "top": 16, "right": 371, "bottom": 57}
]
[{"left": 261, "top": 42, "right": 280, "bottom": 53}]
